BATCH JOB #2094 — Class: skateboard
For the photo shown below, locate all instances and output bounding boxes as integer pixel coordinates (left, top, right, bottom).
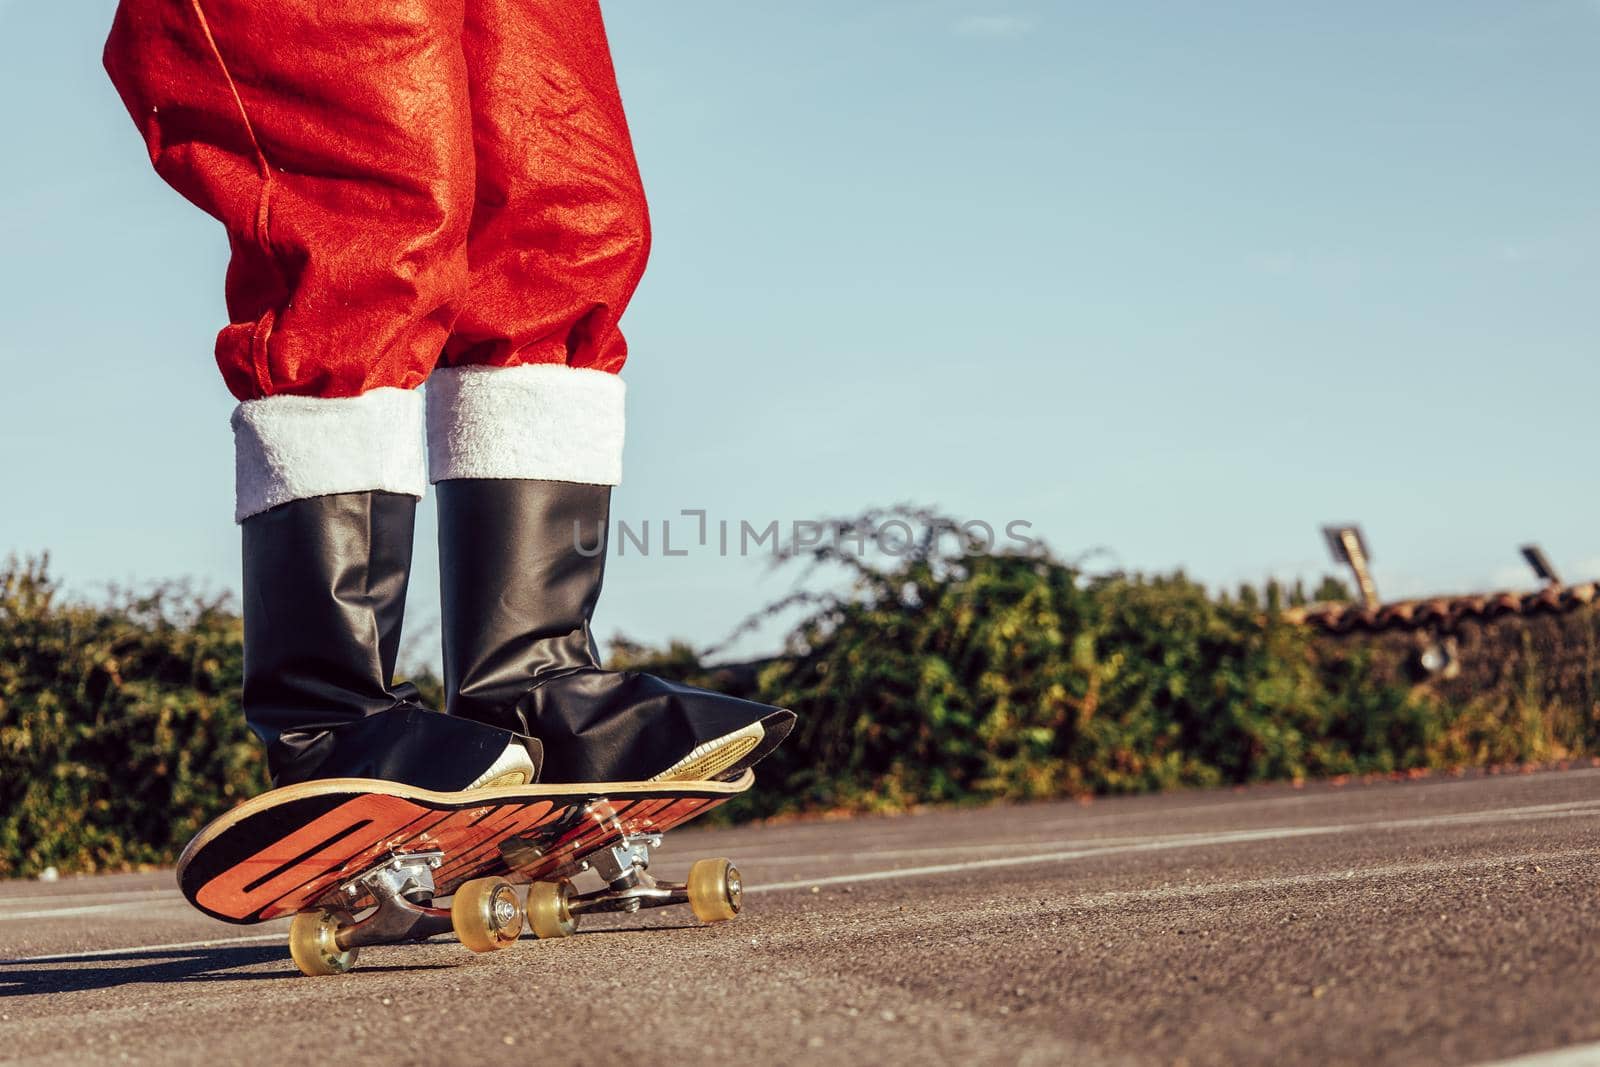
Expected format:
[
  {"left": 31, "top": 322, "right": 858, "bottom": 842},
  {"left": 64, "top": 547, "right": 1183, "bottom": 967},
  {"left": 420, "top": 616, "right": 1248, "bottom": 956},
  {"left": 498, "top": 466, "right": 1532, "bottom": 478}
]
[{"left": 177, "top": 770, "right": 754, "bottom": 976}]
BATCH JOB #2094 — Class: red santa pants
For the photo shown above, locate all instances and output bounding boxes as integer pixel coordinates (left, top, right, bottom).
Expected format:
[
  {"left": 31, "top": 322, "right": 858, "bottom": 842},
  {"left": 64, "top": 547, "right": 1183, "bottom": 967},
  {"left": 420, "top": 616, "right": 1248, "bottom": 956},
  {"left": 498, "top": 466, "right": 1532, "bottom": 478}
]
[{"left": 105, "top": 0, "right": 647, "bottom": 519}]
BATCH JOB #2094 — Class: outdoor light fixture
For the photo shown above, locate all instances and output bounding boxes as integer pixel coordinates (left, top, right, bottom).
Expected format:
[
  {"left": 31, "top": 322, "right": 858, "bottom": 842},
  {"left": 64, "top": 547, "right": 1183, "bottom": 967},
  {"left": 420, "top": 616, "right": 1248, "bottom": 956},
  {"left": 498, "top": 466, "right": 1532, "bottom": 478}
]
[
  {"left": 1520, "top": 544, "right": 1562, "bottom": 589},
  {"left": 1415, "top": 635, "right": 1462, "bottom": 681},
  {"left": 1322, "top": 524, "right": 1380, "bottom": 611}
]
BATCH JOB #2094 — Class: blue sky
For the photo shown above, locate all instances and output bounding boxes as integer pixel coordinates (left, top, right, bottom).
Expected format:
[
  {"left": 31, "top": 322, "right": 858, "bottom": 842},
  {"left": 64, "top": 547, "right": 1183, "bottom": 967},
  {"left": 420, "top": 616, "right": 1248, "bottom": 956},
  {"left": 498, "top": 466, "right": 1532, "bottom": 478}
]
[{"left": 1, "top": 1, "right": 1596, "bottom": 665}]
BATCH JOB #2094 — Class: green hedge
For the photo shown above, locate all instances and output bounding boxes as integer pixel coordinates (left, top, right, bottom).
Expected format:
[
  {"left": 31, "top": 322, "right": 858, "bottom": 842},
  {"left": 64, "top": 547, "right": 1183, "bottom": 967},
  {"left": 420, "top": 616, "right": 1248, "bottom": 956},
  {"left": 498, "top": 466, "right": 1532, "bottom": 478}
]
[
  {"left": 613, "top": 510, "right": 1600, "bottom": 822},
  {"left": 0, "top": 559, "right": 260, "bottom": 878},
  {"left": 4, "top": 510, "right": 1597, "bottom": 876}
]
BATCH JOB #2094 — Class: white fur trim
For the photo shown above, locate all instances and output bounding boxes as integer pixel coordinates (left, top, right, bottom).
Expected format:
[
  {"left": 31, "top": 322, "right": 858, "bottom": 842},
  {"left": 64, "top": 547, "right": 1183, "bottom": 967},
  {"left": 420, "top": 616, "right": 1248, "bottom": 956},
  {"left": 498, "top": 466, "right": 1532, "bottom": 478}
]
[
  {"left": 425, "top": 364, "right": 626, "bottom": 485},
  {"left": 231, "top": 389, "right": 427, "bottom": 522}
]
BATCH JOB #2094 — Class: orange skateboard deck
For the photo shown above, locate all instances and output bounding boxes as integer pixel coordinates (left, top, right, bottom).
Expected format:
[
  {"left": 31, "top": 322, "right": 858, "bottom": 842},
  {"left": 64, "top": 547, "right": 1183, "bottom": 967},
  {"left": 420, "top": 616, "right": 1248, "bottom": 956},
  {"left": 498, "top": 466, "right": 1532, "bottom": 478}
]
[{"left": 177, "top": 771, "right": 753, "bottom": 974}]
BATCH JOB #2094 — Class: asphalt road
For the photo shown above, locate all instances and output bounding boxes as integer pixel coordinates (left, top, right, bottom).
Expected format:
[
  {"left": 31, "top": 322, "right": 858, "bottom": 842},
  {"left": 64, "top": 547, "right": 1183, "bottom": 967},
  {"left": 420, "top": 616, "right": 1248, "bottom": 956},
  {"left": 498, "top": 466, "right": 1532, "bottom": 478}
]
[{"left": 3, "top": 768, "right": 1599, "bottom": 1066}]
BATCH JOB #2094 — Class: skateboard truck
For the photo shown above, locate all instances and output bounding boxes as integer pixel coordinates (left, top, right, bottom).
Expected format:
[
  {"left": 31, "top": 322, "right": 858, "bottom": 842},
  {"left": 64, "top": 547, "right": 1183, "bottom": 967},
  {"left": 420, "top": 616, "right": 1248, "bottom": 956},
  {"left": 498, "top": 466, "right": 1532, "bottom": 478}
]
[
  {"left": 569, "top": 832, "right": 688, "bottom": 915},
  {"left": 519, "top": 805, "right": 743, "bottom": 938},
  {"left": 288, "top": 851, "right": 525, "bottom": 976},
  {"left": 331, "top": 850, "right": 455, "bottom": 948}
]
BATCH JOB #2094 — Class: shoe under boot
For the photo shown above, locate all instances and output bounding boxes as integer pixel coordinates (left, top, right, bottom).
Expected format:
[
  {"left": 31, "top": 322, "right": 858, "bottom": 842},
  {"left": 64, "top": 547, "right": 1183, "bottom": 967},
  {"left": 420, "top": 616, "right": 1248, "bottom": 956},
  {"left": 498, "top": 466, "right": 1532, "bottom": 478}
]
[
  {"left": 242, "top": 490, "right": 539, "bottom": 790},
  {"left": 437, "top": 478, "right": 794, "bottom": 783}
]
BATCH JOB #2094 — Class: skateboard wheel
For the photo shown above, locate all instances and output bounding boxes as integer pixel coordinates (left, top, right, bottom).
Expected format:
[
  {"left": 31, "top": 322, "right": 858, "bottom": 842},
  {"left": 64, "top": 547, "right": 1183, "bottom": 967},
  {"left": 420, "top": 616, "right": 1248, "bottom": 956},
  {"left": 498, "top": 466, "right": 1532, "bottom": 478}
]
[
  {"left": 686, "top": 858, "right": 741, "bottom": 923},
  {"left": 451, "top": 877, "right": 524, "bottom": 953},
  {"left": 288, "top": 909, "right": 358, "bottom": 977},
  {"left": 526, "top": 880, "right": 578, "bottom": 939}
]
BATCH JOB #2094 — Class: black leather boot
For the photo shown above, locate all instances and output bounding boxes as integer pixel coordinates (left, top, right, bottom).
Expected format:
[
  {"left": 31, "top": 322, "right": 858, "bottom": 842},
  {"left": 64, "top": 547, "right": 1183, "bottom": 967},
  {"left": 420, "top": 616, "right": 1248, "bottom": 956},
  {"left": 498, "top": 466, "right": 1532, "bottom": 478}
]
[
  {"left": 436, "top": 479, "right": 794, "bottom": 783},
  {"left": 242, "top": 491, "right": 540, "bottom": 789}
]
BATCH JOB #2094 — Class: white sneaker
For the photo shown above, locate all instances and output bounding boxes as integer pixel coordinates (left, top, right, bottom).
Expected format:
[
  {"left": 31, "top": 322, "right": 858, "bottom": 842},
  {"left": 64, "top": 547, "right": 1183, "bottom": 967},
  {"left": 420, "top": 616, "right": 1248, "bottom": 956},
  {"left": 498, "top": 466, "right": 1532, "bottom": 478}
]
[
  {"left": 648, "top": 721, "right": 768, "bottom": 783},
  {"left": 465, "top": 740, "right": 536, "bottom": 789}
]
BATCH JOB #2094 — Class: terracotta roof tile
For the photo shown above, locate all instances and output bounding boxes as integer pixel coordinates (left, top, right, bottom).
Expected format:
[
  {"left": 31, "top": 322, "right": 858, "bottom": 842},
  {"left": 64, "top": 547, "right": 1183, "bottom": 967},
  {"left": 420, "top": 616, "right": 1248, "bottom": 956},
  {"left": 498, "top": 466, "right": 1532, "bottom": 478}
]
[{"left": 1283, "top": 581, "right": 1600, "bottom": 634}]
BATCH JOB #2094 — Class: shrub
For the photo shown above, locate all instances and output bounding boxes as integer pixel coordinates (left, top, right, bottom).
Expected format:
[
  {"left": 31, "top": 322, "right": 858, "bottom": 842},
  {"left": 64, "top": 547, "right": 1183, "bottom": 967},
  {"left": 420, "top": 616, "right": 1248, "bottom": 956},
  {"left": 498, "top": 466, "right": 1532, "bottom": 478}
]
[
  {"left": 616, "top": 508, "right": 1597, "bottom": 821},
  {"left": 0, "top": 558, "right": 263, "bottom": 878}
]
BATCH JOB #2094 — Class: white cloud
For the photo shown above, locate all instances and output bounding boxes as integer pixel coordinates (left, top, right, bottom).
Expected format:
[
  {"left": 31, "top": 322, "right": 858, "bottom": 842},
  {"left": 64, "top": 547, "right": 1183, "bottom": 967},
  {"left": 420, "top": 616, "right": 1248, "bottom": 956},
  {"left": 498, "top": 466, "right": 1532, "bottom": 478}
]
[{"left": 953, "top": 14, "right": 1032, "bottom": 38}]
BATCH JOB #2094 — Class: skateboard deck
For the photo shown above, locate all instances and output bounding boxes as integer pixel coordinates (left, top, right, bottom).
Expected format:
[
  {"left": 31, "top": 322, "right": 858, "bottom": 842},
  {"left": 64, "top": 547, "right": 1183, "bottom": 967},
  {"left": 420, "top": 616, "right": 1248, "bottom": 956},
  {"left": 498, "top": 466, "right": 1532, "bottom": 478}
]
[{"left": 177, "top": 771, "right": 754, "bottom": 974}]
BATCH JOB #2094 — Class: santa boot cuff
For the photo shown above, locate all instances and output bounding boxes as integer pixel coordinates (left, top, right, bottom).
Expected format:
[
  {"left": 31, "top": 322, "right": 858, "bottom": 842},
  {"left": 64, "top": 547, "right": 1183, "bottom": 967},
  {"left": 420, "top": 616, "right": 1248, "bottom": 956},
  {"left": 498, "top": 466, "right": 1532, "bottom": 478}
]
[
  {"left": 425, "top": 364, "right": 625, "bottom": 486},
  {"left": 231, "top": 388, "right": 427, "bottom": 522}
]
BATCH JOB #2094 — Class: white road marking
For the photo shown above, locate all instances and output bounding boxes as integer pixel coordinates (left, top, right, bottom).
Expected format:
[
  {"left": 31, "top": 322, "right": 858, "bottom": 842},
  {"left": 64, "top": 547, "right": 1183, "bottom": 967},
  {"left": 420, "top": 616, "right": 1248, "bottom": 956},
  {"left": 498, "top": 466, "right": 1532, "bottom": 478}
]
[
  {"left": 749, "top": 801, "right": 1600, "bottom": 893},
  {"left": 730, "top": 799, "right": 1600, "bottom": 870},
  {"left": 718, "top": 798, "right": 1600, "bottom": 867},
  {"left": 0, "top": 899, "right": 189, "bottom": 922},
  {"left": 720, "top": 837, "right": 1134, "bottom": 867},
  {"left": 717, "top": 772, "right": 1600, "bottom": 855},
  {"left": 1005, "top": 796, "right": 1600, "bottom": 846},
  {"left": 8, "top": 847, "right": 1588, "bottom": 967},
  {"left": 5, "top": 797, "right": 1597, "bottom": 960},
  {"left": 4, "top": 932, "right": 285, "bottom": 965},
  {"left": 1477, "top": 1041, "right": 1600, "bottom": 1066},
  {"left": 0, "top": 888, "right": 178, "bottom": 908}
]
